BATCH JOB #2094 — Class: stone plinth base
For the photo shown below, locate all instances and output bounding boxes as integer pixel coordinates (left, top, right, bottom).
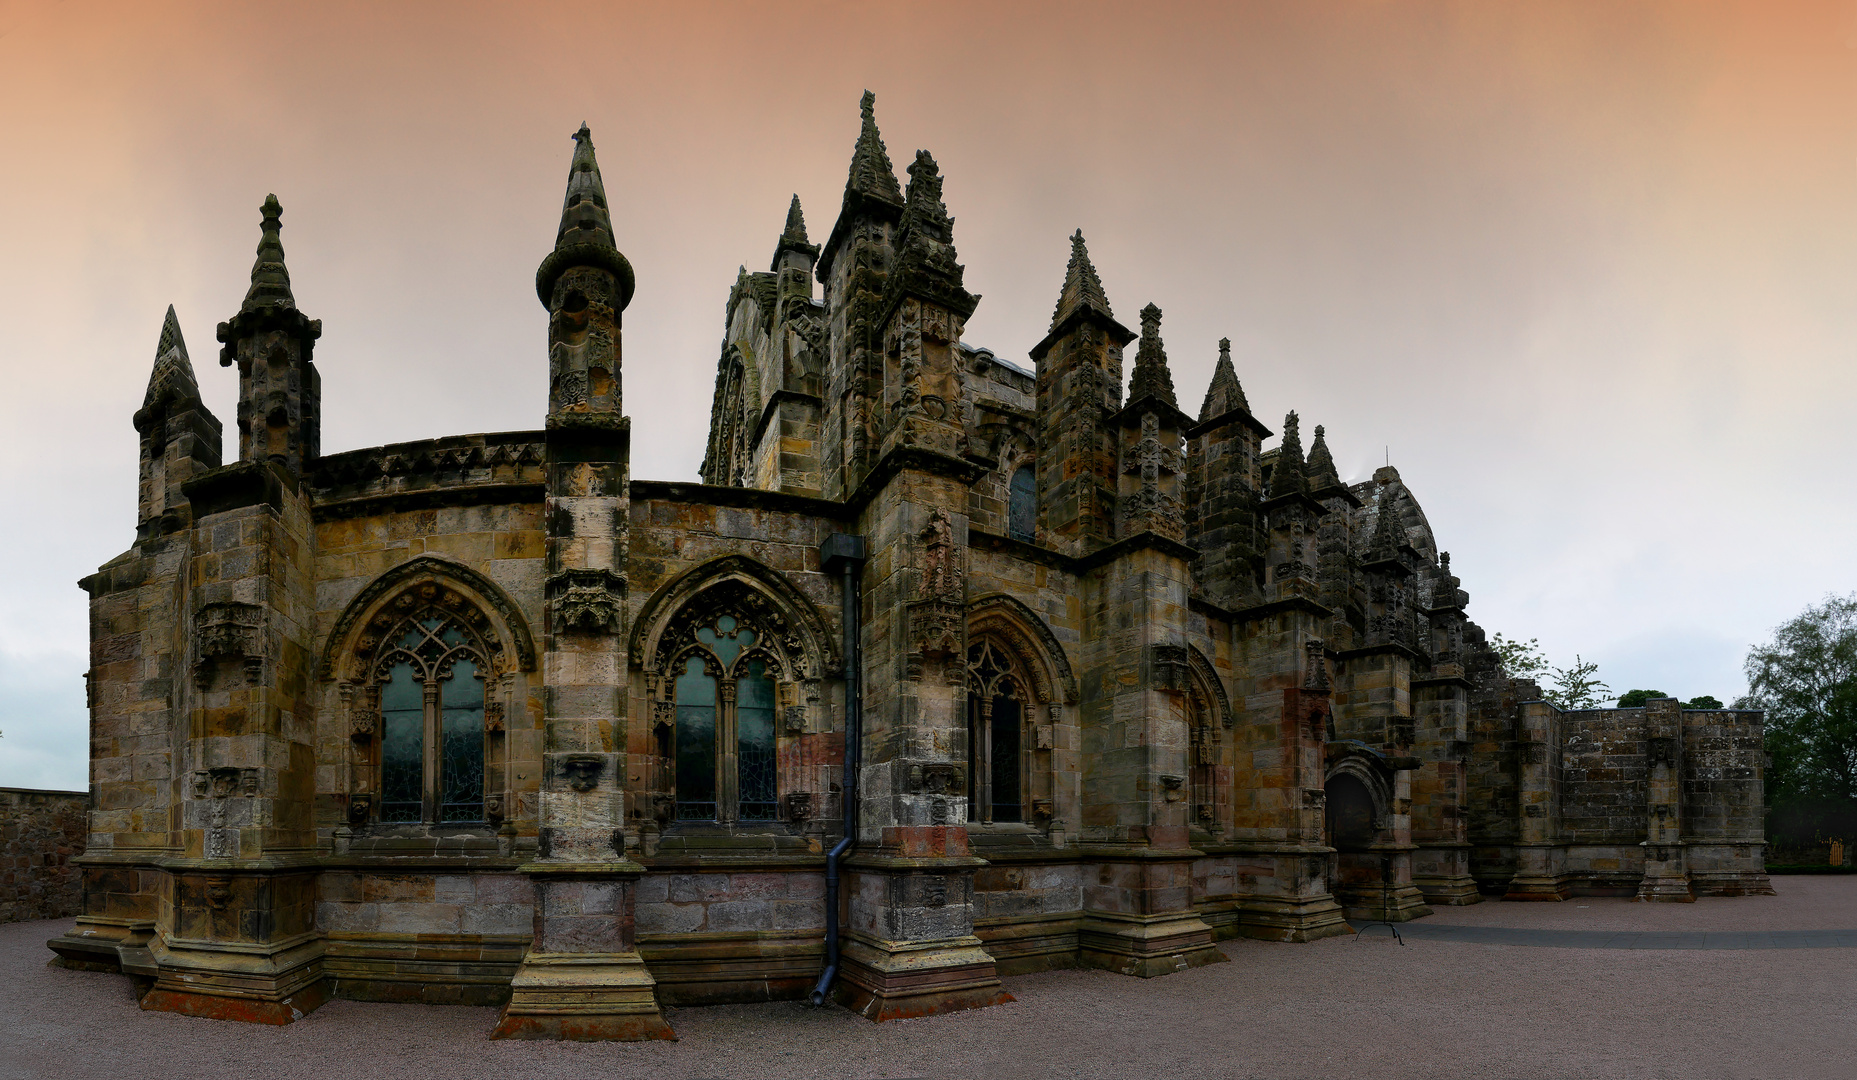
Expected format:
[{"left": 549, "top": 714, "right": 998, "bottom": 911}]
[
  {"left": 46, "top": 916, "right": 154, "bottom": 973},
  {"left": 1691, "top": 870, "right": 1776, "bottom": 897},
  {"left": 835, "top": 933, "right": 1013, "bottom": 1021},
  {"left": 1231, "top": 895, "right": 1352, "bottom": 942},
  {"left": 1339, "top": 885, "right": 1431, "bottom": 923},
  {"left": 1078, "top": 911, "right": 1228, "bottom": 977},
  {"left": 137, "top": 934, "right": 327, "bottom": 1024},
  {"left": 1504, "top": 875, "right": 1573, "bottom": 901},
  {"left": 490, "top": 951, "right": 674, "bottom": 1041},
  {"left": 1413, "top": 874, "right": 1483, "bottom": 905},
  {"left": 1635, "top": 875, "right": 1696, "bottom": 903}
]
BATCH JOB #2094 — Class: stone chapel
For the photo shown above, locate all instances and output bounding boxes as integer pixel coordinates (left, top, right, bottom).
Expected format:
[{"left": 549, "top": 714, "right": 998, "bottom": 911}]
[{"left": 50, "top": 93, "right": 1773, "bottom": 1038}]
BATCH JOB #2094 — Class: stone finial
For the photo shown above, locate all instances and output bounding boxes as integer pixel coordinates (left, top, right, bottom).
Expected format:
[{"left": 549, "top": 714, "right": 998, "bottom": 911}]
[
  {"left": 1306, "top": 423, "right": 1343, "bottom": 492},
  {"left": 847, "top": 91, "right": 904, "bottom": 205},
  {"left": 1368, "top": 479, "right": 1407, "bottom": 560},
  {"left": 536, "top": 123, "right": 635, "bottom": 310},
  {"left": 1050, "top": 229, "right": 1114, "bottom": 331},
  {"left": 1198, "top": 336, "right": 1250, "bottom": 421},
  {"left": 1127, "top": 303, "right": 1178, "bottom": 408},
  {"left": 555, "top": 123, "right": 618, "bottom": 251},
  {"left": 1268, "top": 411, "right": 1307, "bottom": 499},
  {"left": 783, "top": 194, "right": 808, "bottom": 243},
  {"left": 137, "top": 305, "right": 203, "bottom": 428},
  {"left": 900, "top": 149, "right": 954, "bottom": 244},
  {"left": 240, "top": 194, "right": 296, "bottom": 313}
]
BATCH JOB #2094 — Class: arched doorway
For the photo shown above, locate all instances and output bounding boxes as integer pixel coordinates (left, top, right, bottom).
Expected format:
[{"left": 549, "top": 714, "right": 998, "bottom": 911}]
[{"left": 1324, "top": 773, "right": 1378, "bottom": 851}]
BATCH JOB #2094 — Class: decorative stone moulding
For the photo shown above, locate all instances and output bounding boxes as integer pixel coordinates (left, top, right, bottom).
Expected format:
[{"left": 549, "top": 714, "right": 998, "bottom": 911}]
[
  {"left": 192, "top": 601, "right": 266, "bottom": 689},
  {"left": 548, "top": 568, "right": 628, "bottom": 634}
]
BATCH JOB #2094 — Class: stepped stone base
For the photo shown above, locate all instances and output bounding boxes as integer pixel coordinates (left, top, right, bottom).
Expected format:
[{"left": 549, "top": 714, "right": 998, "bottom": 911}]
[
  {"left": 1635, "top": 875, "right": 1696, "bottom": 903},
  {"left": 835, "top": 934, "right": 1013, "bottom": 1021},
  {"left": 490, "top": 951, "right": 674, "bottom": 1041},
  {"left": 1413, "top": 874, "right": 1483, "bottom": 906},
  {"left": 1078, "top": 911, "right": 1228, "bottom": 977},
  {"left": 136, "top": 935, "right": 328, "bottom": 1024},
  {"left": 1505, "top": 875, "right": 1573, "bottom": 902}
]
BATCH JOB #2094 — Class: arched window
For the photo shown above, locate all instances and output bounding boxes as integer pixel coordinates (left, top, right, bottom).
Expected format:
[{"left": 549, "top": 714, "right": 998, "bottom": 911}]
[
  {"left": 1007, "top": 465, "right": 1036, "bottom": 543},
  {"left": 366, "top": 604, "right": 489, "bottom": 824},
  {"left": 966, "top": 640, "right": 1029, "bottom": 824},
  {"left": 671, "top": 615, "right": 780, "bottom": 823}
]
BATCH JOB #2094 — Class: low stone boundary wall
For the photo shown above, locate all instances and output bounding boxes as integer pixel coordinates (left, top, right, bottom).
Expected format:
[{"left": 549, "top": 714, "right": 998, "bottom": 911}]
[{"left": 0, "top": 788, "right": 87, "bottom": 923}]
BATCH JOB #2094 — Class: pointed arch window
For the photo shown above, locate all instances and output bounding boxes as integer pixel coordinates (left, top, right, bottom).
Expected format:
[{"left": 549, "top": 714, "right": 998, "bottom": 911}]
[
  {"left": 365, "top": 606, "right": 490, "bottom": 824},
  {"left": 670, "top": 615, "right": 781, "bottom": 823},
  {"left": 966, "top": 640, "right": 1029, "bottom": 824},
  {"left": 1007, "top": 465, "right": 1037, "bottom": 543}
]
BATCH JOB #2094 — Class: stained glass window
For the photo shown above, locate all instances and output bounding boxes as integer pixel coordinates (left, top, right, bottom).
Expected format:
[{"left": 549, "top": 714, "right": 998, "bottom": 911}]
[
  {"left": 675, "top": 657, "right": 718, "bottom": 821},
  {"left": 380, "top": 660, "right": 423, "bottom": 822},
  {"left": 439, "top": 657, "right": 484, "bottom": 822},
  {"left": 1008, "top": 465, "right": 1036, "bottom": 542},
  {"left": 365, "top": 601, "right": 492, "bottom": 827},
  {"left": 737, "top": 660, "right": 777, "bottom": 821},
  {"left": 990, "top": 695, "right": 1023, "bottom": 823}
]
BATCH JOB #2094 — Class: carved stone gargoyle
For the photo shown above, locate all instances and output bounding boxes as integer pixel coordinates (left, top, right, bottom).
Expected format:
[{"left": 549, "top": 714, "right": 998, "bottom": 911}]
[{"left": 561, "top": 754, "right": 604, "bottom": 793}]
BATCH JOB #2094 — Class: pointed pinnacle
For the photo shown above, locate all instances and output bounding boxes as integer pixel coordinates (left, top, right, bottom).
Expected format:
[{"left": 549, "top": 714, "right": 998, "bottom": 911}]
[
  {"left": 1127, "top": 302, "right": 1178, "bottom": 409},
  {"left": 1199, "top": 336, "right": 1250, "bottom": 421},
  {"left": 1370, "top": 478, "right": 1407, "bottom": 558},
  {"left": 1051, "top": 229, "right": 1114, "bottom": 331},
  {"left": 1306, "top": 423, "right": 1342, "bottom": 491},
  {"left": 156, "top": 304, "right": 189, "bottom": 364},
  {"left": 241, "top": 194, "right": 295, "bottom": 312},
  {"left": 783, "top": 194, "right": 808, "bottom": 242},
  {"left": 847, "top": 90, "right": 904, "bottom": 205},
  {"left": 556, "top": 123, "right": 616, "bottom": 251},
  {"left": 1269, "top": 410, "right": 1307, "bottom": 499}
]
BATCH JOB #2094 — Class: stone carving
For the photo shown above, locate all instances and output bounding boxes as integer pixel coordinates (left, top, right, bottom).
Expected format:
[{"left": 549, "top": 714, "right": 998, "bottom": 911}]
[
  {"left": 484, "top": 793, "right": 505, "bottom": 824},
  {"left": 1303, "top": 639, "right": 1330, "bottom": 690},
  {"left": 1149, "top": 644, "right": 1191, "bottom": 693},
  {"left": 904, "top": 761, "right": 965, "bottom": 795},
  {"left": 561, "top": 755, "right": 604, "bottom": 793},
  {"left": 347, "top": 793, "right": 373, "bottom": 827},
  {"left": 1647, "top": 736, "right": 1677, "bottom": 769},
  {"left": 192, "top": 601, "right": 265, "bottom": 690},
  {"left": 1160, "top": 774, "right": 1186, "bottom": 802},
  {"left": 918, "top": 508, "right": 962, "bottom": 600},
  {"left": 785, "top": 791, "right": 812, "bottom": 823},
  {"left": 548, "top": 568, "right": 628, "bottom": 634},
  {"left": 320, "top": 556, "right": 535, "bottom": 680}
]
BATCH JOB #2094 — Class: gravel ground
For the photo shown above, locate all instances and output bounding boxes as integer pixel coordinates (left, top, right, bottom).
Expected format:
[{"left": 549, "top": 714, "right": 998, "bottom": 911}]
[{"left": 5, "top": 877, "right": 1852, "bottom": 1080}]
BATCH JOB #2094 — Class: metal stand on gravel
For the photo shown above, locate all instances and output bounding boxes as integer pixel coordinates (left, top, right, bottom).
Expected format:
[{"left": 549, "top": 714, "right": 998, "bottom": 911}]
[{"left": 1355, "top": 852, "right": 1404, "bottom": 945}]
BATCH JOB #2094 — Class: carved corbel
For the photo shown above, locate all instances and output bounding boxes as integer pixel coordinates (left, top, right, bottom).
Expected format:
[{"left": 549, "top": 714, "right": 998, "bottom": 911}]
[
  {"left": 191, "top": 601, "right": 266, "bottom": 690},
  {"left": 547, "top": 568, "right": 628, "bottom": 634}
]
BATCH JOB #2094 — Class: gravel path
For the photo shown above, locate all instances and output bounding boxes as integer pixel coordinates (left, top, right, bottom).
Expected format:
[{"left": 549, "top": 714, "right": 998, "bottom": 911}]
[{"left": 6, "top": 877, "right": 1853, "bottom": 1080}]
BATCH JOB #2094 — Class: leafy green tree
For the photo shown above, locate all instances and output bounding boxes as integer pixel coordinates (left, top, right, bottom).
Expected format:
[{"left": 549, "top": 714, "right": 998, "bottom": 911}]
[
  {"left": 1683, "top": 695, "right": 1724, "bottom": 710},
  {"left": 1742, "top": 594, "right": 1857, "bottom": 805},
  {"left": 1490, "top": 633, "right": 1548, "bottom": 682},
  {"left": 1544, "top": 655, "right": 1610, "bottom": 710},
  {"left": 1617, "top": 688, "right": 1667, "bottom": 709}
]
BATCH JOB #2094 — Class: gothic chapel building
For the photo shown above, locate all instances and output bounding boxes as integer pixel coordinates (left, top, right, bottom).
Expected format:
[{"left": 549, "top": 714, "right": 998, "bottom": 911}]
[{"left": 53, "top": 94, "right": 1771, "bottom": 1037}]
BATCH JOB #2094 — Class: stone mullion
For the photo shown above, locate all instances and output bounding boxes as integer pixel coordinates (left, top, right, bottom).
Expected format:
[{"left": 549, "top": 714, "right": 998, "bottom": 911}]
[
  {"left": 718, "top": 678, "right": 740, "bottom": 824},
  {"left": 422, "top": 680, "right": 441, "bottom": 824}
]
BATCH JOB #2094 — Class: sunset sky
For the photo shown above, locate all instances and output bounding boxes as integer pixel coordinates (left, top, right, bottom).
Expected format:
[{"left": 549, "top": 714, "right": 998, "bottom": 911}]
[{"left": 2, "top": 1, "right": 1854, "bottom": 788}]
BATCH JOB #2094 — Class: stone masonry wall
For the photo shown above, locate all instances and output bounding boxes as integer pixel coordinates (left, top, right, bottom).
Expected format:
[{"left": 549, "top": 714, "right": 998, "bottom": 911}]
[
  {"left": 0, "top": 788, "right": 88, "bottom": 922},
  {"left": 1559, "top": 710, "right": 1648, "bottom": 844}
]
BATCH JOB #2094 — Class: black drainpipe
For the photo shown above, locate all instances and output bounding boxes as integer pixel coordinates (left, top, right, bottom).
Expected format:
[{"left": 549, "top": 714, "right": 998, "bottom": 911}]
[{"left": 811, "top": 533, "right": 865, "bottom": 1007}]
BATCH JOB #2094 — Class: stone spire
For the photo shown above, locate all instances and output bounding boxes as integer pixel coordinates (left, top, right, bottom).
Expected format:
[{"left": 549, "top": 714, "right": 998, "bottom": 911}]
[
  {"left": 1198, "top": 337, "right": 1251, "bottom": 421},
  {"left": 899, "top": 150, "right": 954, "bottom": 246},
  {"left": 536, "top": 123, "right": 635, "bottom": 311},
  {"left": 1268, "top": 411, "right": 1307, "bottom": 499},
  {"left": 1306, "top": 423, "right": 1343, "bottom": 492},
  {"left": 240, "top": 195, "right": 296, "bottom": 313},
  {"left": 771, "top": 194, "right": 821, "bottom": 272},
  {"left": 1050, "top": 230, "right": 1114, "bottom": 332},
  {"left": 847, "top": 91, "right": 904, "bottom": 206},
  {"left": 1127, "top": 303, "right": 1178, "bottom": 409},
  {"left": 783, "top": 194, "right": 808, "bottom": 242},
  {"left": 141, "top": 305, "right": 200, "bottom": 414},
  {"left": 1368, "top": 479, "right": 1408, "bottom": 562}
]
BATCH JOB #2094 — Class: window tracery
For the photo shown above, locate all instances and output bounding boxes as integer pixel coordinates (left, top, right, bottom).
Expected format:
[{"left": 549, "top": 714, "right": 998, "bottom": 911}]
[
  {"left": 966, "top": 639, "right": 1030, "bottom": 824},
  {"left": 357, "top": 590, "right": 497, "bottom": 825},
  {"left": 664, "top": 614, "right": 783, "bottom": 823}
]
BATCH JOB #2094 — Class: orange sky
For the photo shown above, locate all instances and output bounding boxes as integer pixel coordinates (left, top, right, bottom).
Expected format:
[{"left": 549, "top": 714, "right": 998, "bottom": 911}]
[{"left": 3, "top": 1, "right": 1855, "bottom": 785}]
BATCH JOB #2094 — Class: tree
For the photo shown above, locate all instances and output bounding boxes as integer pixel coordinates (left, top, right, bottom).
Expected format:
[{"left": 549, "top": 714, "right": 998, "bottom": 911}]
[
  {"left": 1544, "top": 655, "right": 1610, "bottom": 710},
  {"left": 1684, "top": 695, "right": 1723, "bottom": 710},
  {"left": 1742, "top": 594, "right": 1857, "bottom": 806},
  {"left": 1490, "top": 633, "right": 1548, "bottom": 682}
]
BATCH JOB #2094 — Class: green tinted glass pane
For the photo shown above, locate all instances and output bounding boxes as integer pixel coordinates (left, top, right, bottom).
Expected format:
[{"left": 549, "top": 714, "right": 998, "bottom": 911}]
[
  {"left": 991, "top": 696, "right": 1022, "bottom": 822},
  {"left": 380, "top": 662, "right": 422, "bottom": 822},
  {"left": 439, "top": 657, "right": 484, "bottom": 822},
  {"left": 737, "top": 661, "right": 777, "bottom": 821},
  {"left": 695, "top": 615, "right": 756, "bottom": 670},
  {"left": 675, "top": 657, "right": 717, "bottom": 821}
]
